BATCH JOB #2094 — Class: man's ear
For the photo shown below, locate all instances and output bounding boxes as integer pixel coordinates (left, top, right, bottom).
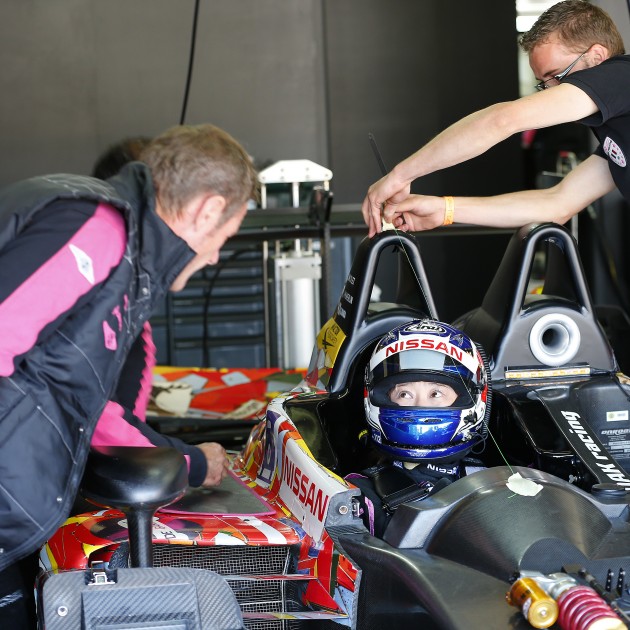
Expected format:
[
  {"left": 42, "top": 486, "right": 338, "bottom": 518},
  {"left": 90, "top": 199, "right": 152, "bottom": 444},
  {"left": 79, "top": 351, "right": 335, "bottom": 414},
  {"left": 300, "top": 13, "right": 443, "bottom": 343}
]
[
  {"left": 194, "top": 194, "right": 227, "bottom": 233},
  {"left": 162, "top": 193, "right": 228, "bottom": 251},
  {"left": 589, "top": 43, "right": 610, "bottom": 65}
]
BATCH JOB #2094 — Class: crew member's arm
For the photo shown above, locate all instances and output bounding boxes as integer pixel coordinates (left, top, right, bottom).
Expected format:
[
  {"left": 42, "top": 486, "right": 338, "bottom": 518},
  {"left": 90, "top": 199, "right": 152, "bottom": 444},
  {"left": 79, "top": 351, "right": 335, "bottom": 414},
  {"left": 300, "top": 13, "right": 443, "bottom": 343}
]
[
  {"left": 362, "top": 83, "right": 600, "bottom": 236},
  {"left": 383, "top": 154, "right": 615, "bottom": 231},
  {"left": 93, "top": 400, "right": 228, "bottom": 487},
  {"left": 93, "top": 324, "right": 229, "bottom": 487}
]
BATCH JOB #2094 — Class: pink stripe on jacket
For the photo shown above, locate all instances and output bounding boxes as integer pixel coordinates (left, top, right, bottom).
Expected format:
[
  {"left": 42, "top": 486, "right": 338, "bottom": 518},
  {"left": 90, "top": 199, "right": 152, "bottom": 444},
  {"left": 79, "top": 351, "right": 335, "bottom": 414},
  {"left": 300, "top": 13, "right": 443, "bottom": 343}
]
[{"left": 0, "top": 204, "right": 126, "bottom": 376}]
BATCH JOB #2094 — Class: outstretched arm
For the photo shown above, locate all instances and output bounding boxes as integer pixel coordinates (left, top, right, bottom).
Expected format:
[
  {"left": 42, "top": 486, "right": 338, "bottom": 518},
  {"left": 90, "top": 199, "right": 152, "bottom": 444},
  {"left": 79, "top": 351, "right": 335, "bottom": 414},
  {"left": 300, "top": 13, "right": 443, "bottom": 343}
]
[
  {"left": 362, "top": 83, "right": 599, "bottom": 236},
  {"left": 383, "top": 154, "right": 615, "bottom": 231}
]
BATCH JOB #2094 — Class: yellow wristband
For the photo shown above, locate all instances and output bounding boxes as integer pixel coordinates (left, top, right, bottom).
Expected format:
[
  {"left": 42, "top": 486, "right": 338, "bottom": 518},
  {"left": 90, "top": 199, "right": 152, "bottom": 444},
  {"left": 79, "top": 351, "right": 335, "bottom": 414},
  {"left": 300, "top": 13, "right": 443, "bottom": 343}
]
[{"left": 443, "top": 196, "right": 455, "bottom": 226}]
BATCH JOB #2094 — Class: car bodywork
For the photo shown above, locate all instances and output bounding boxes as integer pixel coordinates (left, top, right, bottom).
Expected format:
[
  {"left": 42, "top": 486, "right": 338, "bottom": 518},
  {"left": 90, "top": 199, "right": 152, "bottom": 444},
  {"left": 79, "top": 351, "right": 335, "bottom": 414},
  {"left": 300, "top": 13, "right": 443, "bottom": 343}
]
[{"left": 42, "top": 225, "right": 630, "bottom": 629}]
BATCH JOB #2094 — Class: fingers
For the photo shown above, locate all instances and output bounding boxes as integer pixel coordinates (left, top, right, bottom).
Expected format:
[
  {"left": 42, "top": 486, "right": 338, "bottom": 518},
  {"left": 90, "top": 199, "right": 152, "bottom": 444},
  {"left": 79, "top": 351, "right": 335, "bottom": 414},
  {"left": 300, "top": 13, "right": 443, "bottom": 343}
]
[
  {"left": 362, "top": 196, "right": 383, "bottom": 237},
  {"left": 222, "top": 457, "right": 230, "bottom": 479},
  {"left": 198, "top": 442, "right": 229, "bottom": 487},
  {"left": 363, "top": 175, "right": 412, "bottom": 237},
  {"left": 381, "top": 195, "right": 444, "bottom": 232},
  {"left": 203, "top": 459, "right": 226, "bottom": 486},
  {"left": 363, "top": 176, "right": 394, "bottom": 235},
  {"left": 393, "top": 215, "right": 410, "bottom": 231},
  {"left": 383, "top": 200, "right": 406, "bottom": 226}
]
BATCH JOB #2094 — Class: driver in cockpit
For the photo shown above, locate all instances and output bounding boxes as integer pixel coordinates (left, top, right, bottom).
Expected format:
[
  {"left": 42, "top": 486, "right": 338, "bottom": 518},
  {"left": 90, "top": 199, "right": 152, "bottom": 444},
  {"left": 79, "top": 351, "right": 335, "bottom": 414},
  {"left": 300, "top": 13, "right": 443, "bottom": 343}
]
[{"left": 347, "top": 318, "right": 490, "bottom": 537}]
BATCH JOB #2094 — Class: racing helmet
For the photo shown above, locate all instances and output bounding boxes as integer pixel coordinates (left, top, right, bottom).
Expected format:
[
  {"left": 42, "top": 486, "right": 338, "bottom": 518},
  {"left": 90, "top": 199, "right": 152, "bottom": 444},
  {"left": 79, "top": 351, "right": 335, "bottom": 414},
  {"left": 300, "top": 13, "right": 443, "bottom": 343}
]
[{"left": 364, "top": 319, "right": 489, "bottom": 462}]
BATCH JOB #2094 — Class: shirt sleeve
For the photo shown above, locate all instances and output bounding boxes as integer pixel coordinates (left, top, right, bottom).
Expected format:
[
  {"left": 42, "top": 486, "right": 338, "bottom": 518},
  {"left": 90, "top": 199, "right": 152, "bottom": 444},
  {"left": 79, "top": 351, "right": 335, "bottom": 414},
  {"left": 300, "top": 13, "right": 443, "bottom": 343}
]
[
  {"left": 563, "top": 56, "right": 630, "bottom": 124},
  {"left": 0, "top": 200, "right": 127, "bottom": 376},
  {"left": 93, "top": 325, "right": 208, "bottom": 487},
  {"left": 91, "top": 401, "right": 208, "bottom": 487}
]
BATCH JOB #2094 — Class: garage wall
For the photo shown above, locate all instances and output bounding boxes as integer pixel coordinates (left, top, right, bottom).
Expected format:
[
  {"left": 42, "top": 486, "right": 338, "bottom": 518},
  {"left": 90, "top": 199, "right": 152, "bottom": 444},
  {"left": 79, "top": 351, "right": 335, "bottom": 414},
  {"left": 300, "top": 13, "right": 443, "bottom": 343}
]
[
  {"left": 0, "top": 0, "right": 523, "bottom": 361},
  {"left": 0, "top": 0, "right": 328, "bottom": 184},
  {"left": 0, "top": 0, "right": 519, "bottom": 194},
  {"left": 322, "top": 1, "right": 521, "bottom": 321},
  {"left": 595, "top": 1, "right": 630, "bottom": 49},
  {"left": 324, "top": 0, "right": 522, "bottom": 204}
]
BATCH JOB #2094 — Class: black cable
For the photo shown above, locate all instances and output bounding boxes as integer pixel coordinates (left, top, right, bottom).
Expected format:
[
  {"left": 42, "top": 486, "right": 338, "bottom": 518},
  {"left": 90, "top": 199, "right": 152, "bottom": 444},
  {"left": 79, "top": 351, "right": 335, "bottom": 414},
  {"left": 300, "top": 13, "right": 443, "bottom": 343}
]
[
  {"left": 201, "top": 247, "right": 258, "bottom": 367},
  {"left": 477, "top": 345, "right": 493, "bottom": 440},
  {"left": 368, "top": 132, "right": 388, "bottom": 176},
  {"left": 179, "top": 0, "right": 201, "bottom": 125}
]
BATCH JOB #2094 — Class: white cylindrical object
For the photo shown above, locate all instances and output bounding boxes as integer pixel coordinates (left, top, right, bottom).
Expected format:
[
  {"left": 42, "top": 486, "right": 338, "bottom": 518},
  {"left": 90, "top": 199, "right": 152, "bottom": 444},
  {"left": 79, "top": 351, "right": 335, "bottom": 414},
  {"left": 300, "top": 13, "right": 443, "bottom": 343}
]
[
  {"left": 529, "top": 313, "right": 581, "bottom": 367},
  {"left": 273, "top": 252, "right": 321, "bottom": 369},
  {"left": 283, "top": 277, "right": 318, "bottom": 368}
]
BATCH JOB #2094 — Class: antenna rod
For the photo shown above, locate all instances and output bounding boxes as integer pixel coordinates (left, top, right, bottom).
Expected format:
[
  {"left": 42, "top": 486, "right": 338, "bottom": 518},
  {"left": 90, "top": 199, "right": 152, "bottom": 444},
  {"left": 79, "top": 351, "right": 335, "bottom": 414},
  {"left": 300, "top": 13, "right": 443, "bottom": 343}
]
[{"left": 368, "top": 132, "right": 388, "bottom": 176}]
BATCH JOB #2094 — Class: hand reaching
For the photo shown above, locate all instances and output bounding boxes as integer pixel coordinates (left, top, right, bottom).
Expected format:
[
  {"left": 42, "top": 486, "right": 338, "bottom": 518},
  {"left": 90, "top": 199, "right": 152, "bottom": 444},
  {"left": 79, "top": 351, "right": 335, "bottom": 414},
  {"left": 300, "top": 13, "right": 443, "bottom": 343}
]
[
  {"left": 197, "top": 442, "right": 230, "bottom": 487},
  {"left": 382, "top": 195, "right": 446, "bottom": 232},
  {"left": 362, "top": 173, "right": 411, "bottom": 237}
]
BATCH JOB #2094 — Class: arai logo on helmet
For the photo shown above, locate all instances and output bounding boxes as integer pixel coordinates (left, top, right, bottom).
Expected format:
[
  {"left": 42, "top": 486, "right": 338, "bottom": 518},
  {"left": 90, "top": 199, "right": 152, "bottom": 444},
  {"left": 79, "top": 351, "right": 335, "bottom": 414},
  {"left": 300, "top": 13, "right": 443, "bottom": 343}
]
[{"left": 406, "top": 322, "right": 447, "bottom": 335}]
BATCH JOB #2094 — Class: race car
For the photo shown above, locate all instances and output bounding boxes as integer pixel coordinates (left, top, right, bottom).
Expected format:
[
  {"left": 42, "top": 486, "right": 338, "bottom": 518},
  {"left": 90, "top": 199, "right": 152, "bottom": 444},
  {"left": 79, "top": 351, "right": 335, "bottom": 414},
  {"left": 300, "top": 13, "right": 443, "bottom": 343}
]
[{"left": 40, "top": 225, "right": 630, "bottom": 629}]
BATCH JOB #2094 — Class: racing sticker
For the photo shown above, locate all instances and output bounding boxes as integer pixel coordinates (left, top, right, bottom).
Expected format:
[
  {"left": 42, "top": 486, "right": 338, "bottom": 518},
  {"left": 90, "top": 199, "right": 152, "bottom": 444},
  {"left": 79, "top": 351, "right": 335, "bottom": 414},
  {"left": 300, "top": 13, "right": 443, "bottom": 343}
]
[
  {"left": 276, "top": 424, "right": 349, "bottom": 542},
  {"left": 600, "top": 427, "right": 630, "bottom": 460},
  {"left": 561, "top": 411, "right": 630, "bottom": 487},
  {"left": 601, "top": 410, "right": 630, "bottom": 460},
  {"left": 340, "top": 273, "right": 356, "bottom": 313},
  {"left": 306, "top": 318, "right": 346, "bottom": 388},
  {"left": 606, "top": 410, "right": 629, "bottom": 422},
  {"left": 115, "top": 517, "right": 191, "bottom": 542},
  {"left": 257, "top": 413, "right": 279, "bottom": 486},
  {"left": 370, "top": 333, "right": 479, "bottom": 374}
]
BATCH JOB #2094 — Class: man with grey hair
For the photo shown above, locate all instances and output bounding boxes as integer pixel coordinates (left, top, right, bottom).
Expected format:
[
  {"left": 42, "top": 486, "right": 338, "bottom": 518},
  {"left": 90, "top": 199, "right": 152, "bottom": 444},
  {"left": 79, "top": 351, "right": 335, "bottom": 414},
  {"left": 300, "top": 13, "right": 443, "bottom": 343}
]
[
  {"left": 0, "top": 123, "right": 258, "bottom": 627},
  {"left": 362, "top": 0, "right": 629, "bottom": 234}
]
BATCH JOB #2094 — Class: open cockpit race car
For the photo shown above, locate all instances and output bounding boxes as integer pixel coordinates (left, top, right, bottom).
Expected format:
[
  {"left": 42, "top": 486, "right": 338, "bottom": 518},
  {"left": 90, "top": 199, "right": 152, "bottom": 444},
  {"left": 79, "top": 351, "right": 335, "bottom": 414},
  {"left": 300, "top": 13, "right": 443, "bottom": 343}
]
[{"left": 39, "top": 224, "right": 630, "bottom": 629}]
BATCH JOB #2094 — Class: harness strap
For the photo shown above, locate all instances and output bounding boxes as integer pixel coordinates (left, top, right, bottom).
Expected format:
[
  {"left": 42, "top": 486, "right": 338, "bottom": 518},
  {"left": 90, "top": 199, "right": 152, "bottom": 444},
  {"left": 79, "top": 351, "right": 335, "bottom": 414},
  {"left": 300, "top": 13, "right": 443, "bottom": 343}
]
[{"left": 363, "top": 465, "right": 433, "bottom": 513}]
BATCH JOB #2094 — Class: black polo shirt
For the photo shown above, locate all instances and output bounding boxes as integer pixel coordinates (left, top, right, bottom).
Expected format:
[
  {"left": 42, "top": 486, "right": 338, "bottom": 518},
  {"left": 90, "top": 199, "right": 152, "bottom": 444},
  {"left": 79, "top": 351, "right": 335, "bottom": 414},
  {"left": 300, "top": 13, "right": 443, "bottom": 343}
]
[{"left": 563, "top": 54, "right": 630, "bottom": 201}]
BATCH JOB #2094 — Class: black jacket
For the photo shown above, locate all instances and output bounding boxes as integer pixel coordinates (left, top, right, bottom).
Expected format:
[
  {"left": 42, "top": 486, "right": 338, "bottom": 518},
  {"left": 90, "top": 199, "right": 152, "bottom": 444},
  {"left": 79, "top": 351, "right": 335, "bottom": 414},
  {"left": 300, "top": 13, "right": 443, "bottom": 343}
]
[{"left": 0, "top": 164, "right": 195, "bottom": 571}]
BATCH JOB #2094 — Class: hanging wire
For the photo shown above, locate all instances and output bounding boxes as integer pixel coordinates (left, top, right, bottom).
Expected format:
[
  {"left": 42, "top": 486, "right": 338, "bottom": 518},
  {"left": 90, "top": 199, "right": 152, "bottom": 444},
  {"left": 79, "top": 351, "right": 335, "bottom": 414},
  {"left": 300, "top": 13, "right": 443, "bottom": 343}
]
[
  {"left": 367, "top": 133, "right": 514, "bottom": 473},
  {"left": 179, "top": 0, "right": 201, "bottom": 125},
  {"left": 395, "top": 232, "right": 514, "bottom": 471}
]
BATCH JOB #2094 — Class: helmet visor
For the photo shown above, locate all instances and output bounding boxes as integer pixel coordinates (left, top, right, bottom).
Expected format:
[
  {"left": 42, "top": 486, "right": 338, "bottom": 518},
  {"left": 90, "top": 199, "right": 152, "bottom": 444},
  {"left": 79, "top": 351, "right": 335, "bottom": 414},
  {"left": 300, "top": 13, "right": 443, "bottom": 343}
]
[{"left": 369, "top": 350, "right": 476, "bottom": 409}]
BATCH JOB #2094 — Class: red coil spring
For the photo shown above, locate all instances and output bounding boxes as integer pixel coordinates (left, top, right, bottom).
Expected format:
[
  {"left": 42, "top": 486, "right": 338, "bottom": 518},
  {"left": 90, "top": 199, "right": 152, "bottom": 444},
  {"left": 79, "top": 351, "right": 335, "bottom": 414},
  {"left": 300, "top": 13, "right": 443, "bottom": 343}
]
[{"left": 557, "top": 585, "right": 622, "bottom": 630}]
